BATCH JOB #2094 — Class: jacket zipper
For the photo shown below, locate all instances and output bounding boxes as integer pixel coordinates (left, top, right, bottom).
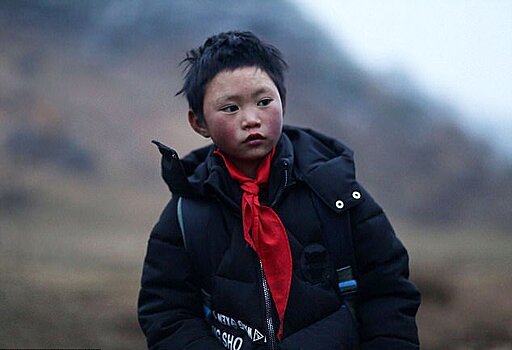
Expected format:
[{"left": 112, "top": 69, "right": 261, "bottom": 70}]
[
  {"left": 255, "top": 159, "right": 288, "bottom": 349},
  {"left": 270, "top": 160, "right": 289, "bottom": 208},
  {"left": 259, "top": 260, "right": 277, "bottom": 350},
  {"left": 261, "top": 159, "right": 289, "bottom": 349}
]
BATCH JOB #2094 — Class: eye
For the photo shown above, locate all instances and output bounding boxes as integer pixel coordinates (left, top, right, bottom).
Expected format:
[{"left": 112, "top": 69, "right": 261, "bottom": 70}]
[
  {"left": 257, "top": 98, "right": 273, "bottom": 107},
  {"left": 220, "top": 105, "right": 239, "bottom": 113}
]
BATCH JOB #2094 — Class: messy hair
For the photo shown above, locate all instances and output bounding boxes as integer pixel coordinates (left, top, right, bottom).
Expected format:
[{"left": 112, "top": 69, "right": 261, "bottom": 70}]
[{"left": 177, "top": 31, "right": 288, "bottom": 122}]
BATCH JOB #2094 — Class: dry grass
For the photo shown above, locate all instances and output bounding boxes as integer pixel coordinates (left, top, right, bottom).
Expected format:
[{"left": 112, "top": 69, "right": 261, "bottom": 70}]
[
  {"left": 0, "top": 171, "right": 160, "bottom": 349},
  {"left": 1, "top": 171, "right": 511, "bottom": 349},
  {"left": 399, "top": 224, "right": 512, "bottom": 350}
]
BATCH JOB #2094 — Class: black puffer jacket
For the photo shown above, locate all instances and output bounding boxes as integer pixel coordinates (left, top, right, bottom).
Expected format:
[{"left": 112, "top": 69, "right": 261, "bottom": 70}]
[{"left": 138, "top": 125, "right": 420, "bottom": 350}]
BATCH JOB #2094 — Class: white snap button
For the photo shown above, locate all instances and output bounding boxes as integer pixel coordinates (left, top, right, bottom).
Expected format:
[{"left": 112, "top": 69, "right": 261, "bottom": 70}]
[
  {"left": 352, "top": 191, "right": 361, "bottom": 200},
  {"left": 335, "top": 200, "right": 344, "bottom": 209}
]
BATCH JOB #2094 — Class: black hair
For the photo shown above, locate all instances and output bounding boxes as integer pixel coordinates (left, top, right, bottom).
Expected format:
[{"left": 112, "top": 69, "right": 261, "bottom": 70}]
[{"left": 177, "top": 31, "right": 288, "bottom": 122}]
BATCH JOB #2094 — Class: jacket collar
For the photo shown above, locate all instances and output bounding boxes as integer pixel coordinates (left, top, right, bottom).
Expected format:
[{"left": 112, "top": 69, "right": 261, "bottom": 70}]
[
  {"left": 278, "top": 126, "right": 363, "bottom": 213},
  {"left": 154, "top": 125, "right": 362, "bottom": 213}
]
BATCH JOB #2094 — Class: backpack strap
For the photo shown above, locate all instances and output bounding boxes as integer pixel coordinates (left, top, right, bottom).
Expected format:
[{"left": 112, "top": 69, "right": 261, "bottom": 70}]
[
  {"left": 177, "top": 196, "right": 214, "bottom": 312},
  {"left": 310, "top": 193, "right": 360, "bottom": 350},
  {"left": 310, "top": 194, "right": 358, "bottom": 297},
  {"left": 177, "top": 197, "right": 187, "bottom": 248}
]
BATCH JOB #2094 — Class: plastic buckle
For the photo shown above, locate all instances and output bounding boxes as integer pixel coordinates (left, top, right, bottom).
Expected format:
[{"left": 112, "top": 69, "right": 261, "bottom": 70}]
[{"left": 336, "top": 266, "right": 358, "bottom": 295}]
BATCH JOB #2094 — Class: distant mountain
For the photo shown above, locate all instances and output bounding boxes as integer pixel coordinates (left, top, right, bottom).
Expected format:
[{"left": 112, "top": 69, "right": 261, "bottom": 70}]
[{"left": 1, "top": 0, "right": 510, "bottom": 229}]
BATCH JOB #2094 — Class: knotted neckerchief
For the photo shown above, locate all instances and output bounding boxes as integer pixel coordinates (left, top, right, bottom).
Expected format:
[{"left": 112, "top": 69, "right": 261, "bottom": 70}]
[{"left": 214, "top": 147, "right": 292, "bottom": 340}]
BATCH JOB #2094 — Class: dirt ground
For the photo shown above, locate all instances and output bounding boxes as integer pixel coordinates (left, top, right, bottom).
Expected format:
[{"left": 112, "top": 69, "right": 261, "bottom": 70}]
[{"left": 1, "top": 172, "right": 511, "bottom": 350}]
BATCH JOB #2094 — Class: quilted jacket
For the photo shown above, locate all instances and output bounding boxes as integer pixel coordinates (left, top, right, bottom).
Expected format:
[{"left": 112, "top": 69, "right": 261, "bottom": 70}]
[{"left": 138, "top": 125, "right": 421, "bottom": 350}]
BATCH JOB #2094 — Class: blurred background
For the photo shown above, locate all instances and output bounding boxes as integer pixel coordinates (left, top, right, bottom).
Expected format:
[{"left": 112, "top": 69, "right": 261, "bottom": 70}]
[{"left": 0, "top": 1, "right": 511, "bottom": 349}]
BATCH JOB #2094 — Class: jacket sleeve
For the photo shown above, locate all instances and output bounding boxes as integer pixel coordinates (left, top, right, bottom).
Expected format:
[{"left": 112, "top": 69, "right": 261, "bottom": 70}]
[
  {"left": 351, "top": 186, "right": 421, "bottom": 350},
  {"left": 137, "top": 199, "right": 224, "bottom": 350}
]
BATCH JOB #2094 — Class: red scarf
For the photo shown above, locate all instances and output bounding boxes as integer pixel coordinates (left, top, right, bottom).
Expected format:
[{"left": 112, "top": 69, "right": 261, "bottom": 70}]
[{"left": 215, "top": 148, "right": 292, "bottom": 340}]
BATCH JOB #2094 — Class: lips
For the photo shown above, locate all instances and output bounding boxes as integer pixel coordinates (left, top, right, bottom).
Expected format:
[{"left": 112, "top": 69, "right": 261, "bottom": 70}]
[{"left": 244, "top": 133, "right": 265, "bottom": 143}]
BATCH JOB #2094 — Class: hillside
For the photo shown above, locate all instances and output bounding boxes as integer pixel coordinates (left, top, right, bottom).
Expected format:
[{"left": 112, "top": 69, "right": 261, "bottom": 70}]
[
  {"left": 2, "top": 0, "right": 511, "bottom": 230},
  {"left": 1, "top": 2, "right": 510, "bottom": 227}
]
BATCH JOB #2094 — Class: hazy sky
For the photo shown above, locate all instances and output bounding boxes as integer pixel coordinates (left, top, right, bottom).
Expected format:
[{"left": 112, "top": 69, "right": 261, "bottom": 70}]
[{"left": 291, "top": 0, "right": 512, "bottom": 127}]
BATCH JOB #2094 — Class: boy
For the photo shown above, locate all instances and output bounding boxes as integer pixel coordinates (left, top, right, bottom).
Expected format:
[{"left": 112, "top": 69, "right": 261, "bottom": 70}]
[{"left": 138, "top": 31, "right": 420, "bottom": 350}]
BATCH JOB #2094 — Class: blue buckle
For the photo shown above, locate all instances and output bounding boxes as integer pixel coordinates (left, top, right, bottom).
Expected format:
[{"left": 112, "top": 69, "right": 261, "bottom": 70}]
[
  {"left": 336, "top": 266, "right": 358, "bottom": 295},
  {"left": 338, "top": 279, "right": 358, "bottom": 294}
]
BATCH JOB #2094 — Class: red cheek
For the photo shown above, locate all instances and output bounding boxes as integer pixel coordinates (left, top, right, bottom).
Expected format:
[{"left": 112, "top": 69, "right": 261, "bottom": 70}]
[
  {"left": 266, "top": 109, "right": 284, "bottom": 136},
  {"left": 211, "top": 122, "right": 240, "bottom": 147}
]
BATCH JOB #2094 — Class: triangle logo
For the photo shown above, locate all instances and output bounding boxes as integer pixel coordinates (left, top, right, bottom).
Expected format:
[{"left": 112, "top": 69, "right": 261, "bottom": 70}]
[{"left": 253, "top": 328, "right": 265, "bottom": 342}]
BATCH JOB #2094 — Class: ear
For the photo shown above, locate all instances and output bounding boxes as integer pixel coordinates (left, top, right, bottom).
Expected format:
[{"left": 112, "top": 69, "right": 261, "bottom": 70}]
[{"left": 188, "top": 110, "right": 210, "bottom": 138}]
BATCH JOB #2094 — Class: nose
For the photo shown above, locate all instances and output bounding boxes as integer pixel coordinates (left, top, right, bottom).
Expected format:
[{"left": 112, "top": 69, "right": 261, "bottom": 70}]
[{"left": 241, "top": 108, "right": 261, "bottom": 129}]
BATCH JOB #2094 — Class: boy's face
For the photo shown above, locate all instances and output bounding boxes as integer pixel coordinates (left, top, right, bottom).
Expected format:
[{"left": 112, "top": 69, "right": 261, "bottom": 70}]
[{"left": 189, "top": 66, "right": 283, "bottom": 176}]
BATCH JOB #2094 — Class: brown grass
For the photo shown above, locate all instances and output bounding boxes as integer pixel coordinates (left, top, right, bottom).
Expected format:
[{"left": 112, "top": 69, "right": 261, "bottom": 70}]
[{"left": 399, "top": 224, "right": 512, "bottom": 350}]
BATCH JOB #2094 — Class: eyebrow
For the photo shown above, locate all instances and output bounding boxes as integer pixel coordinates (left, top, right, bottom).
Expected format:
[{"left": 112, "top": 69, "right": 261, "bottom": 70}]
[
  {"left": 215, "top": 87, "right": 273, "bottom": 104},
  {"left": 251, "top": 87, "right": 272, "bottom": 98}
]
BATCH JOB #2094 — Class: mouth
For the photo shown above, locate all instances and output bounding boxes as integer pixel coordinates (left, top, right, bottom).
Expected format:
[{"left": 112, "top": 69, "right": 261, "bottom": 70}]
[{"left": 244, "top": 133, "right": 265, "bottom": 143}]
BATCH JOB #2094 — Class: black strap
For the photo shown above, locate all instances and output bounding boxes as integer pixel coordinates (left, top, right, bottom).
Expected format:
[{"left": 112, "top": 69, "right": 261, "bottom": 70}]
[
  {"left": 310, "top": 193, "right": 360, "bottom": 350},
  {"left": 310, "top": 193, "right": 358, "bottom": 296},
  {"left": 177, "top": 196, "right": 214, "bottom": 294}
]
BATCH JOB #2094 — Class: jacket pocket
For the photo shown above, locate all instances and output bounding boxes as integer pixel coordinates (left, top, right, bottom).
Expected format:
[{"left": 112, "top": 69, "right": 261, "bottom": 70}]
[{"left": 279, "top": 304, "right": 356, "bottom": 350}]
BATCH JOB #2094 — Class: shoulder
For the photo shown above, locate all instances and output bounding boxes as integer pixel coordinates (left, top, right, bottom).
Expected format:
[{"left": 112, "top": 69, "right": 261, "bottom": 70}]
[
  {"left": 282, "top": 126, "right": 388, "bottom": 222},
  {"left": 282, "top": 125, "right": 361, "bottom": 213},
  {"left": 283, "top": 125, "right": 354, "bottom": 160}
]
